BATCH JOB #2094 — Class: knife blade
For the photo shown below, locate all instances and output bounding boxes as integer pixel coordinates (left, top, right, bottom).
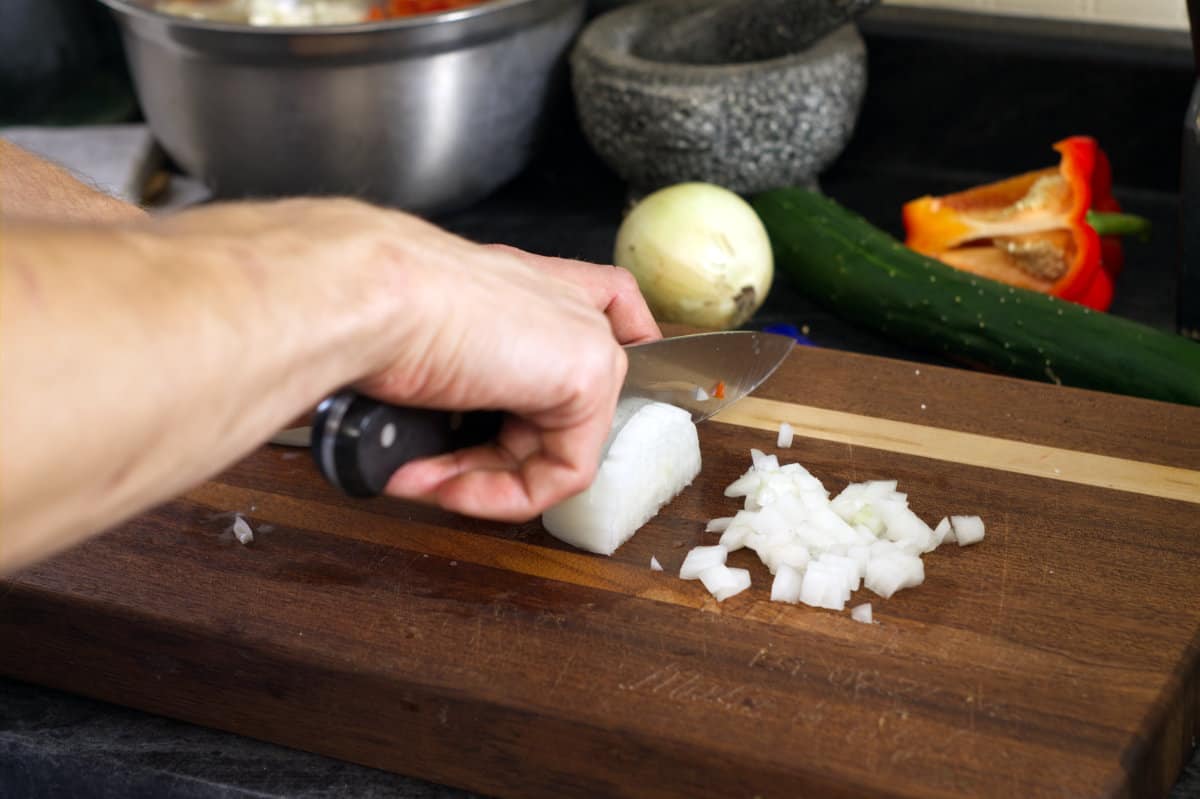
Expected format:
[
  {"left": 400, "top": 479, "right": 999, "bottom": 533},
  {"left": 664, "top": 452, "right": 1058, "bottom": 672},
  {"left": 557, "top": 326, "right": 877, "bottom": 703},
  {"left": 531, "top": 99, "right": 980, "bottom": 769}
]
[
  {"left": 271, "top": 331, "right": 792, "bottom": 497},
  {"left": 620, "top": 329, "right": 794, "bottom": 423}
]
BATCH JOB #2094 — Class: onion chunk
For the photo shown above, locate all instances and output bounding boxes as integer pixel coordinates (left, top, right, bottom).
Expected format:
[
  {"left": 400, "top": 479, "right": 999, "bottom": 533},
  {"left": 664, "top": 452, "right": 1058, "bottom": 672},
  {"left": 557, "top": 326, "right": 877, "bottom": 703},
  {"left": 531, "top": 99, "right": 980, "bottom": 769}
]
[
  {"left": 698, "top": 565, "right": 751, "bottom": 602},
  {"left": 702, "top": 445, "right": 986, "bottom": 614},
  {"left": 851, "top": 603, "right": 873, "bottom": 624},
  {"left": 770, "top": 564, "right": 803, "bottom": 603},
  {"left": 680, "top": 545, "right": 727, "bottom": 580},
  {"left": 542, "top": 399, "right": 700, "bottom": 555},
  {"left": 951, "top": 515, "right": 986, "bottom": 546},
  {"left": 231, "top": 515, "right": 253, "bottom": 545}
]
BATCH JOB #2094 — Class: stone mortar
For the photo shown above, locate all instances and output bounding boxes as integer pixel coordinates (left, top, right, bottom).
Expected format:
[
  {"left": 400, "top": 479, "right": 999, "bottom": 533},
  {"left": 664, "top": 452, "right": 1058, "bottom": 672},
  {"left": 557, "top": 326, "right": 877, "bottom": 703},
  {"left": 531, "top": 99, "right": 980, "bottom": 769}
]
[{"left": 571, "top": 0, "right": 871, "bottom": 195}]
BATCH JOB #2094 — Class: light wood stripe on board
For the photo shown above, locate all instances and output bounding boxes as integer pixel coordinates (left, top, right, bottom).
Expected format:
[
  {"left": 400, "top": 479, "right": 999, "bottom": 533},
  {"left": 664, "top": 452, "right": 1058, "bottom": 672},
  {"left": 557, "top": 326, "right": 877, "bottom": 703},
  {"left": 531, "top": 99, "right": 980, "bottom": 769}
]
[{"left": 714, "top": 397, "right": 1200, "bottom": 505}]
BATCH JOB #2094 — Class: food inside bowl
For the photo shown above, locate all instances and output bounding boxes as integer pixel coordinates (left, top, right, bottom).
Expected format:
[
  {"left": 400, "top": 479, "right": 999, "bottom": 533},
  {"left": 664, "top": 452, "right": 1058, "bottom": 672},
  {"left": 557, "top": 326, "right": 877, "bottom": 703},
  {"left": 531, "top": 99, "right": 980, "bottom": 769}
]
[
  {"left": 366, "top": 0, "right": 490, "bottom": 20},
  {"left": 154, "top": 0, "right": 489, "bottom": 25}
]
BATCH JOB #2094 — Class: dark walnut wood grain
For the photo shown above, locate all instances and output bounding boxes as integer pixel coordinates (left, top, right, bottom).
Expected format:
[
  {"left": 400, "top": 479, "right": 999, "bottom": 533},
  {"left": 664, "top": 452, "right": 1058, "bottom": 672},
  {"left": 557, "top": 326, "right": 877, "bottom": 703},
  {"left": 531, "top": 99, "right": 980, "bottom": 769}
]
[{"left": 2, "top": 347, "right": 1199, "bottom": 799}]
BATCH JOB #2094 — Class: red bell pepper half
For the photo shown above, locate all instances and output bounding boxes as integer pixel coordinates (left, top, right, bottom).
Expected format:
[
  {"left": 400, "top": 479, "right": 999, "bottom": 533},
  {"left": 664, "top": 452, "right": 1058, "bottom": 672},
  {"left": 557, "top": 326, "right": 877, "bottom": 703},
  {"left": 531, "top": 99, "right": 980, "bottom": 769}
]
[{"left": 902, "top": 136, "right": 1148, "bottom": 311}]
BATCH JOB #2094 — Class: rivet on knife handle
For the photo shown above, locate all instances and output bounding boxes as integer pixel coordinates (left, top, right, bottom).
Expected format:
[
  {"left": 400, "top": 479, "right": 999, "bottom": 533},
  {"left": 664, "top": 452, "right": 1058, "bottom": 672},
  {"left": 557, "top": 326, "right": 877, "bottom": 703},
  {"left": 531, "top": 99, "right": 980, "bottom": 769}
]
[{"left": 311, "top": 390, "right": 503, "bottom": 497}]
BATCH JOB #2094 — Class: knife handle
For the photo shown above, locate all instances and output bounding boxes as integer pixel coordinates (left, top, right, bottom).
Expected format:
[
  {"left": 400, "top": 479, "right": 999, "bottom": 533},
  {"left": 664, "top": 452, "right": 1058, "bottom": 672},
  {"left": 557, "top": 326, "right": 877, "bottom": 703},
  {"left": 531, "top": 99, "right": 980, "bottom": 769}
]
[{"left": 311, "top": 390, "right": 504, "bottom": 498}]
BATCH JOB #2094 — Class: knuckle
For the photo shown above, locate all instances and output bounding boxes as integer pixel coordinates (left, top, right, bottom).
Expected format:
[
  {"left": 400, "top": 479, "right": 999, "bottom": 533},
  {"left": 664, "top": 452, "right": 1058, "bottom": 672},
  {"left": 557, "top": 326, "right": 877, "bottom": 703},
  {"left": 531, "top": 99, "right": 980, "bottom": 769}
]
[
  {"left": 576, "top": 337, "right": 623, "bottom": 385},
  {"left": 610, "top": 266, "right": 640, "bottom": 294}
]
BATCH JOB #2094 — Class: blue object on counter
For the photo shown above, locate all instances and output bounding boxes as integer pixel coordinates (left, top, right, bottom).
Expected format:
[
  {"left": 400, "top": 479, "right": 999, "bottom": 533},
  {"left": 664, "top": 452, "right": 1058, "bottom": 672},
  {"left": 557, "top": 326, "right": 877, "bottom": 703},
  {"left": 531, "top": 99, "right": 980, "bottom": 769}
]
[{"left": 762, "top": 323, "right": 815, "bottom": 347}]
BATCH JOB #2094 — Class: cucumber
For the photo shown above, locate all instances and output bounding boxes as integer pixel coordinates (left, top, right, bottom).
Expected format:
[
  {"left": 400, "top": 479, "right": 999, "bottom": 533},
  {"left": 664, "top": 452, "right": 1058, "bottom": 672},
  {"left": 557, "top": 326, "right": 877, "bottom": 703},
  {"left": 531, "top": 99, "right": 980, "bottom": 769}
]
[{"left": 751, "top": 187, "right": 1200, "bottom": 406}]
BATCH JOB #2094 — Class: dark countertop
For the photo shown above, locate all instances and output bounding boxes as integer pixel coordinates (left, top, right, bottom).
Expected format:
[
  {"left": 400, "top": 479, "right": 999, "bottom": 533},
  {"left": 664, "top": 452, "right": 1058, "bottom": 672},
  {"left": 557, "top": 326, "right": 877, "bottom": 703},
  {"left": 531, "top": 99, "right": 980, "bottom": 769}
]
[{"left": 3, "top": 7, "right": 1198, "bottom": 798}]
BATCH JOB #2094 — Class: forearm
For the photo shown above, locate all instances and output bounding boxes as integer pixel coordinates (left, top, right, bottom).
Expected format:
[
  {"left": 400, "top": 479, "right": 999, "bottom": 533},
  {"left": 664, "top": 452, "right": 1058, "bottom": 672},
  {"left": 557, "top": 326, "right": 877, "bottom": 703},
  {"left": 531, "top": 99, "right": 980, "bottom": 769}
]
[
  {"left": 0, "top": 200, "right": 418, "bottom": 573},
  {"left": 1, "top": 196, "right": 653, "bottom": 573},
  {"left": 0, "top": 138, "right": 148, "bottom": 224}
]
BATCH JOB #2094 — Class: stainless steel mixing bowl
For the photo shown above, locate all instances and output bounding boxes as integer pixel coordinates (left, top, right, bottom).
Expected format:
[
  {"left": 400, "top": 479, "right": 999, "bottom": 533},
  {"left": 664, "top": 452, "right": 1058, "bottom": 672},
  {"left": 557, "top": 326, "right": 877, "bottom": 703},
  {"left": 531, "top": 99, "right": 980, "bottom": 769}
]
[{"left": 98, "top": 0, "right": 585, "bottom": 212}]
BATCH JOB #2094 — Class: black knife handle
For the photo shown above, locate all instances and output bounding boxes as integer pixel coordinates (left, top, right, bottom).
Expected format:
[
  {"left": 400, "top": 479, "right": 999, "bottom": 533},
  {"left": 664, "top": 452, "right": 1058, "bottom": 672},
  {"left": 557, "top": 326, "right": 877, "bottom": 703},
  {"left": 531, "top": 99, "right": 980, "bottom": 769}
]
[{"left": 311, "top": 390, "right": 504, "bottom": 498}]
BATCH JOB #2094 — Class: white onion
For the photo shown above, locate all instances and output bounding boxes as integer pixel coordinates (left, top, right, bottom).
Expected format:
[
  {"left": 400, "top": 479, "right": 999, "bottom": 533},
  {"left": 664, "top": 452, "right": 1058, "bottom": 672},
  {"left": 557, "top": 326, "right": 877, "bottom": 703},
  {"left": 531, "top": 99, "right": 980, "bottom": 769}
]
[
  {"left": 770, "top": 564, "right": 803, "bottom": 603},
  {"left": 750, "top": 448, "right": 780, "bottom": 472},
  {"left": 819, "top": 553, "right": 861, "bottom": 593},
  {"left": 650, "top": 556, "right": 663, "bottom": 572},
  {"left": 933, "top": 517, "right": 953, "bottom": 547},
  {"left": 951, "top": 515, "right": 986, "bottom": 546},
  {"left": 799, "top": 562, "right": 847, "bottom": 611},
  {"left": 699, "top": 565, "right": 751, "bottom": 601},
  {"left": 723, "top": 472, "right": 760, "bottom": 499},
  {"left": 679, "top": 545, "right": 727, "bottom": 579},
  {"left": 773, "top": 542, "right": 811, "bottom": 572},
  {"left": 705, "top": 516, "right": 734, "bottom": 533},
  {"left": 542, "top": 399, "right": 700, "bottom": 555},
  {"left": 701, "top": 446, "right": 986, "bottom": 613},
  {"left": 776, "top": 422, "right": 794, "bottom": 448},
  {"left": 851, "top": 603, "right": 873, "bottom": 624},
  {"left": 864, "top": 554, "right": 925, "bottom": 599},
  {"left": 718, "top": 523, "right": 751, "bottom": 552},
  {"left": 846, "top": 544, "right": 871, "bottom": 578},
  {"left": 231, "top": 515, "right": 253, "bottom": 545},
  {"left": 614, "top": 182, "right": 773, "bottom": 330}
]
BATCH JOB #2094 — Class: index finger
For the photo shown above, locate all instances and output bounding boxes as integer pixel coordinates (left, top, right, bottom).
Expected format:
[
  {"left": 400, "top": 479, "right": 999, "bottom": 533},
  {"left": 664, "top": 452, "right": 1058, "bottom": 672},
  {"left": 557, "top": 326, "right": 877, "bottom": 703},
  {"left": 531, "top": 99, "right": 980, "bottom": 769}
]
[
  {"left": 487, "top": 245, "right": 661, "bottom": 345},
  {"left": 384, "top": 411, "right": 612, "bottom": 522}
]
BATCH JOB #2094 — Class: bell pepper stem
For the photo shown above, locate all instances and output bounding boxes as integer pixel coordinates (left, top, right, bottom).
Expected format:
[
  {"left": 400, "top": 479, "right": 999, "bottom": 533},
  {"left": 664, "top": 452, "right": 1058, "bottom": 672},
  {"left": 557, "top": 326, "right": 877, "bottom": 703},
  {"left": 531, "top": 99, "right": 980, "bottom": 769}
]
[{"left": 1086, "top": 210, "right": 1151, "bottom": 241}]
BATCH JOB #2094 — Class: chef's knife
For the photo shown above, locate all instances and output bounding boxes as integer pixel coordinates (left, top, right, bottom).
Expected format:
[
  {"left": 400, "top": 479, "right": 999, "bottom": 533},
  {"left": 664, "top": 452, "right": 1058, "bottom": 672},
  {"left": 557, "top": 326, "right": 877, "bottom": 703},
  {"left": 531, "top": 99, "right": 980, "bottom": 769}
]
[{"left": 272, "top": 331, "right": 792, "bottom": 497}]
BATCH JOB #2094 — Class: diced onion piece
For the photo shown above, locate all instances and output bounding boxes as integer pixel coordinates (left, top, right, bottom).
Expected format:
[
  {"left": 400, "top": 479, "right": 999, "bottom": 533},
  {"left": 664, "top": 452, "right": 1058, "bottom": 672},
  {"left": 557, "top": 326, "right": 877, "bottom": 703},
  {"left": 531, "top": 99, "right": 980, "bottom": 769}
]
[
  {"left": 650, "top": 556, "right": 663, "bottom": 571},
  {"left": 849, "top": 505, "right": 885, "bottom": 535},
  {"left": 951, "top": 515, "right": 986, "bottom": 546},
  {"left": 751, "top": 448, "right": 780, "bottom": 472},
  {"left": 850, "top": 603, "right": 873, "bottom": 624},
  {"left": 933, "top": 516, "right": 953, "bottom": 547},
  {"left": 705, "top": 516, "right": 734, "bottom": 533},
  {"left": 865, "top": 554, "right": 925, "bottom": 599},
  {"left": 231, "top": 515, "right": 253, "bottom": 545},
  {"left": 748, "top": 504, "right": 789, "bottom": 539},
  {"left": 719, "top": 523, "right": 750, "bottom": 551},
  {"left": 774, "top": 542, "right": 811, "bottom": 571},
  {"left": 847, "top": 544, "right": 870, "bottom": 578},
  {"left": 770, "top": 563, "right": 803, "bottom": 603},
  {"left": 694, "top": 386, "right": 710, "bottom": 402},
  {"left": 698, "top": 565, "right": 751, "bottom": 601},
  {"left": 542, "top": 399, "right": 700, "bottom": 555},
  {"left": 865, "top": 480, "right": 900, "bottom": 498},
  {"left": 852, "top": 525, "right": 878, "bottom": 545},
  {"left": 679, "top": 545, "right": 727, "bottom": 579},
  {"left": 777, "top": 422, "right": 794, "bottom": 448},
  {"left": 877, "top": 502, "right": 935, "bottom": 553},
  {"left": 724, "top": 472, "right": 760, "bottom": 498},
  {"left": 715, "top": 449, "right": 984, "bottom": 615},
  {"left": 819, "top": 553, "right": 861, "bottom": 593},
  {"left": 800, "top": 562, "right": 847, "bottom": 611}
]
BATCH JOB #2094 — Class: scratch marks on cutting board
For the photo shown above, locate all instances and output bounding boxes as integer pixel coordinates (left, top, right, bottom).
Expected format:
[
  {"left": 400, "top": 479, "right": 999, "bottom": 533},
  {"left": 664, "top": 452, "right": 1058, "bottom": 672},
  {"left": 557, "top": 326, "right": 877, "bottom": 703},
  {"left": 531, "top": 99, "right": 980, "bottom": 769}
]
[
  {"left": 991, "top": 512, "right": 1011, "bottom": 635},
  {"left": 618, "top": 662, "right": 759, "bottom": 718},
  {"left": 550, "top": 652, "right": 577, "bottom": 692}
]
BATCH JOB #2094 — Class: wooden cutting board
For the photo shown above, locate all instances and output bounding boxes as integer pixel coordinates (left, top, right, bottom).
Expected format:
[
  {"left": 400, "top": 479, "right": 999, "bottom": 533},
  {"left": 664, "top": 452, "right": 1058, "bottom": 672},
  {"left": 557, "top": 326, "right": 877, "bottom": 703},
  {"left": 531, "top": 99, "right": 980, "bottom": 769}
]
[{"left": 3, "top": 344, "right": 1199, "bottom": 799}]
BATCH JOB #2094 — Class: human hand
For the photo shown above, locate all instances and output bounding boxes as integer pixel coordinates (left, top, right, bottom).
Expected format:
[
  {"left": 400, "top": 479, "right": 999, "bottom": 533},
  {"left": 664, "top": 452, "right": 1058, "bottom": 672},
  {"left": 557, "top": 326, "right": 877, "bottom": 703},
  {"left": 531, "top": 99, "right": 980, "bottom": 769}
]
[
  {"left": 484, "top": 244, "right": 661, "bottom": 346},
  {"left": 0, "top": 194, "right": 658, "bottom": 574},
  {"left": 354, "top": 226, "right": 657, "bottom": 522},
  {"left": 153, "top": 200, "right": 656, "bottom": 521}
]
